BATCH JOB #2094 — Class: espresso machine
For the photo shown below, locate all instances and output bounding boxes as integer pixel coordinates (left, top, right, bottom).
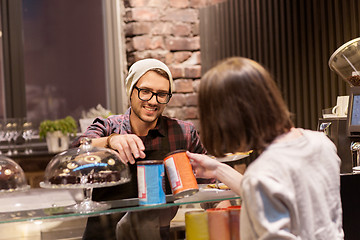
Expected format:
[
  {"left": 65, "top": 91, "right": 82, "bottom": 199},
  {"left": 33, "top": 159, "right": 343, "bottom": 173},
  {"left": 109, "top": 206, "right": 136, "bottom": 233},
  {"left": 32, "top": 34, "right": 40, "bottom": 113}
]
[
  {"left": 326, "top": 38, "right": 360, "bottom": 240},
  {"left": 320, "top": 37, "right": 360, "bottom": 174}
]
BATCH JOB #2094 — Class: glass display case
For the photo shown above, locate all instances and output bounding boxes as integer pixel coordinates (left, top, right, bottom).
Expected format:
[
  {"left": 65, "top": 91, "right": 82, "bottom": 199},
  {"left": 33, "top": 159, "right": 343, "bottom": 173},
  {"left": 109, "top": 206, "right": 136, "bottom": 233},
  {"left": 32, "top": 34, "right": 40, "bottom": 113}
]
[{"left": 0, "top": 140, "right": 244, "bottom": 239}]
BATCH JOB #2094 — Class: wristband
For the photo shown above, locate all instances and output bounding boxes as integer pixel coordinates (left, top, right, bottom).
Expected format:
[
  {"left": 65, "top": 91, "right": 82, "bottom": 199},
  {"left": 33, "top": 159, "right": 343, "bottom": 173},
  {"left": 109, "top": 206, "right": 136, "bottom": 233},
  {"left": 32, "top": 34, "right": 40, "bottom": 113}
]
[{"left": 106, "top": 133, "right": 119, "bottom": 149}]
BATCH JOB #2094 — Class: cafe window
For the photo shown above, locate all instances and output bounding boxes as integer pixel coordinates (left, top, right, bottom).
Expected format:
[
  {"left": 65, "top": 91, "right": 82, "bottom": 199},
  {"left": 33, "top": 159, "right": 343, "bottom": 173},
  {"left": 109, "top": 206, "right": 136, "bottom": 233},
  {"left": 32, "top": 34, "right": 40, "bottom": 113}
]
[{"left": 1, "top": 0, "right": 128, "bottom": 126}]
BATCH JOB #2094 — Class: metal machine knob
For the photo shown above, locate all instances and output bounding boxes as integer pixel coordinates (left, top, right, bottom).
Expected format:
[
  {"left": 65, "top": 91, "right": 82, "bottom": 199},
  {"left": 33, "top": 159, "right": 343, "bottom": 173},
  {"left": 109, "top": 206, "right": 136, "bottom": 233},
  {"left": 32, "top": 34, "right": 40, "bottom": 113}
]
[{"left": 351, "top": 142, "right": 360, "bottom": 168}]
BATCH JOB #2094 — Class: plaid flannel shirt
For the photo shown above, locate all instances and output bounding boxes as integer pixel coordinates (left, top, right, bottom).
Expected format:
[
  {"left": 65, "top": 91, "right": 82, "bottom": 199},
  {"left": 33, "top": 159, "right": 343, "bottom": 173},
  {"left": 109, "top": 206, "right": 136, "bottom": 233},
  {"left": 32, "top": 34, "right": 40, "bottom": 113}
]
[{"left": 72, "top": 107, "right": 206, "bottom": 155}]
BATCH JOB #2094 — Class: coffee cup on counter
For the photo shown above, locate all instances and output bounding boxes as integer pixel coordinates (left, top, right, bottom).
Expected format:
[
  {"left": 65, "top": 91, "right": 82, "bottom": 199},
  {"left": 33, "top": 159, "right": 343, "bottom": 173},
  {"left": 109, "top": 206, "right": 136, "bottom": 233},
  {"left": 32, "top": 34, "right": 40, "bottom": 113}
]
[{"left": 332, "top": 95, "right": 349, "bottom": 117}]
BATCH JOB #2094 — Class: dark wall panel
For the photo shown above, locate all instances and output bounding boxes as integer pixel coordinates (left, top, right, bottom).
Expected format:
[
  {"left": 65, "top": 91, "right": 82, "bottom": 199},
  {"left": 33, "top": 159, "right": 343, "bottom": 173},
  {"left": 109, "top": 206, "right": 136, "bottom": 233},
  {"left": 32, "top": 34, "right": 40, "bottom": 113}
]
[{"left": 200, "top": 0, "right": 359, "bottom": 130}]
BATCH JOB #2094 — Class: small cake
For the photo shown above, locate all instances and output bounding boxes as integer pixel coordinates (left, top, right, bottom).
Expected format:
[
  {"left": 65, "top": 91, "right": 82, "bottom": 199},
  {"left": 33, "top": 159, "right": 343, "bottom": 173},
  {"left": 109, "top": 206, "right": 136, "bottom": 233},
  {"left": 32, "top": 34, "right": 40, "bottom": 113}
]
[
  {"left": 99, "top": 170, "right": 121, "bottom": 182},
  {"left": 87, "top": 171, "right": 121, "bottom": 184},
  {"left": 49, "top": 174, "right": 80, "bottom": 185}
]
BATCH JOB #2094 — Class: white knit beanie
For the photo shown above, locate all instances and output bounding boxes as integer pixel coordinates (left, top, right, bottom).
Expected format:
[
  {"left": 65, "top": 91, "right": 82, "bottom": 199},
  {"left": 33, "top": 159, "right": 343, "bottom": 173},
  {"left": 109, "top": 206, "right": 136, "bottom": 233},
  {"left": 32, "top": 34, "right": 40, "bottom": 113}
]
[{"left": 125, "top": 58, "right": 174, "bottom": 99}]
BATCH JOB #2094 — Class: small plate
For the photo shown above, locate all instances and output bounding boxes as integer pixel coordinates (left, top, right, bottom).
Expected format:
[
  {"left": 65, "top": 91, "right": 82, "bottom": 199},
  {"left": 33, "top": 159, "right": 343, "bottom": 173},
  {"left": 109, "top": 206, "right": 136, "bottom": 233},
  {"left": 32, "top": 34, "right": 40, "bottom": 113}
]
[
  {"left": 215, "top": 151, "right": 252, "bottom": 163},
  {"left": 353, "top": 166, "right": 360, "bottom": 172},
  {"left": 174, "top": 184, "right": 238, "bottom": 203},
  {"left": 199, "top": 188, "right": 227, "bottom": 193}
]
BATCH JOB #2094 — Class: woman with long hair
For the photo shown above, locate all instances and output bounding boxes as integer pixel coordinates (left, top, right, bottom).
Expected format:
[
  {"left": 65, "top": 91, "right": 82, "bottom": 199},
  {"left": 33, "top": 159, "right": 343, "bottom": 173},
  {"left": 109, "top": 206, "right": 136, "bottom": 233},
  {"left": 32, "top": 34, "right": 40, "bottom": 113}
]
[{"left": 187, "top": 57, "right": 343, "bottom": 239}]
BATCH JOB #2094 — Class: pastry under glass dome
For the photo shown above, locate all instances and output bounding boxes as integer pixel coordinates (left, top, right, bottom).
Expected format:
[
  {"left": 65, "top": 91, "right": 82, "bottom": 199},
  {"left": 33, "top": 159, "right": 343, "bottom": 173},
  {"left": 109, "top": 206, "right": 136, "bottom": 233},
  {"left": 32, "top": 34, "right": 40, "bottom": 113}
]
[
  {"left": 0, "top": 155, "right": 30, "bottom": 193},
  {"left": 40, "top": 138, "right": 131, "bottom": 213}
]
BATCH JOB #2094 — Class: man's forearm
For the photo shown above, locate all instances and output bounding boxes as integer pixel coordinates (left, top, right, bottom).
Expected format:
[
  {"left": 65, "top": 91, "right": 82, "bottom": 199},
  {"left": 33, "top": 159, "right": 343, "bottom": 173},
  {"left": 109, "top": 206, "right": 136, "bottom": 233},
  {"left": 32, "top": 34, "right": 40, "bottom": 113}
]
[{"left": 87, "top": 137, "right": 108, "bottom": 148}]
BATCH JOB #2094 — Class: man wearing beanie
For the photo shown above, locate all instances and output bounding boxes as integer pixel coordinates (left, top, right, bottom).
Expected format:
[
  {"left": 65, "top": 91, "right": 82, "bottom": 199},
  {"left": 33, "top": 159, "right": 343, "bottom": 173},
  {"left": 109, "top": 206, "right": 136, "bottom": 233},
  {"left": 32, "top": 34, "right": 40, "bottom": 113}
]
[{"left": 72, "top": 58, "right": 206, "bottom": 240}]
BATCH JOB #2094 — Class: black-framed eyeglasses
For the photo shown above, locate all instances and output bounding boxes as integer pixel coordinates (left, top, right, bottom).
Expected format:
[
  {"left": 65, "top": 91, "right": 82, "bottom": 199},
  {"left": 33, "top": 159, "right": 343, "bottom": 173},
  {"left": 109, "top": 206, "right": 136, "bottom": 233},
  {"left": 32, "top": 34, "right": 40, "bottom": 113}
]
[{"left": 134, "top": 86, "right": 172, "bottom": 104}]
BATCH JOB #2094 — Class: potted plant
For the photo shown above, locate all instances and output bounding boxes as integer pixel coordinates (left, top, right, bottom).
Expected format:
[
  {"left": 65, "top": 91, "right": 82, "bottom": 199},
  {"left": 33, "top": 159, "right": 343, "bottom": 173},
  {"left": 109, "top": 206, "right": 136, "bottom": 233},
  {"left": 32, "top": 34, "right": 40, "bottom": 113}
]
[{"left": 39, "top": 116, "right": 78, "bottom": 153}]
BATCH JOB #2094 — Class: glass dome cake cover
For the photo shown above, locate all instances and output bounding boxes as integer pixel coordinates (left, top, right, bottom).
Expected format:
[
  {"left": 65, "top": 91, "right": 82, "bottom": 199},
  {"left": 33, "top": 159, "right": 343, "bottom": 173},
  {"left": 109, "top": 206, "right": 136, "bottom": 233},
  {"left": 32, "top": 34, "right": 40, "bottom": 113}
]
[
  {"left": 40, "top": 138, "right": 131, "bottom": 189},
  {"left": 0, "top": 155, "right": 30, "bottom": 192}
]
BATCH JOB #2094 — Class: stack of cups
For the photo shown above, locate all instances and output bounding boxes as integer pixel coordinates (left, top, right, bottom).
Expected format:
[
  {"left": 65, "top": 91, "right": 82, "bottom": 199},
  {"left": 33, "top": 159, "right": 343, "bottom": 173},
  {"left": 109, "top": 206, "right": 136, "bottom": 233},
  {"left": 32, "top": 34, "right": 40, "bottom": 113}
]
[
  {"left": 185, "top": 206, "right": 241, "bottom": 240},
  {"left": 185, "top": 210, "right": 209, "bottom": 240},
  {"left": 207, "top": 208, "right": 231, "bottom": 240},
  {"left": 228, "top": 206, "right": 241, "bottom": 240}
]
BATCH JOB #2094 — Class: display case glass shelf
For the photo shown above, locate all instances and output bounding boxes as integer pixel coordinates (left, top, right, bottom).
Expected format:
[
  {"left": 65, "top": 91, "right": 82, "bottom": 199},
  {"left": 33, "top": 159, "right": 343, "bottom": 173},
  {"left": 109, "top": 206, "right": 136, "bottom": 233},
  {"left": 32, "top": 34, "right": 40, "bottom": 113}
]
[{"left": 0, "top": 186, "right": 240, "bottom": 224}]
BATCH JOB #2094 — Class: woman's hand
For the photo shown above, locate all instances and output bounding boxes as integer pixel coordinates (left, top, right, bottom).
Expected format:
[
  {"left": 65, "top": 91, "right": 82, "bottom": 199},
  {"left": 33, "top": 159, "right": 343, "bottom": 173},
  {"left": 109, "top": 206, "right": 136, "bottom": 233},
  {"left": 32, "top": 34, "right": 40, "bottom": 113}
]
[
  {"left": 186, "top": 151, "right": 222, "bottom": 179},
  {"left": 187, "top": 151, "right": 244, "bottom": 196}
]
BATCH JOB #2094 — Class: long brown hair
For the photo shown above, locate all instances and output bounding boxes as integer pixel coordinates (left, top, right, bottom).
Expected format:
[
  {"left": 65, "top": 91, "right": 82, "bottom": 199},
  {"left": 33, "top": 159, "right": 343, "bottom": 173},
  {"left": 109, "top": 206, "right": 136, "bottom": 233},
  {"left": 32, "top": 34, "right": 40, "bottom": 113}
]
[{"left": 198, "top": 57, "right": 293, "bottom": 157}]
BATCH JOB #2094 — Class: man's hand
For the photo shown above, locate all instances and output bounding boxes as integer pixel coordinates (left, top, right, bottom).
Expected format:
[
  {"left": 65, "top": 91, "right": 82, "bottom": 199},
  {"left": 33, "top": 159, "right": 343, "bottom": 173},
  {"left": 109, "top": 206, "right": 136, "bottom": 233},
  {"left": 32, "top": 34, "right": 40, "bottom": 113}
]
[{"left": 109, "top": 134, "right": 146, "bottom": 164}]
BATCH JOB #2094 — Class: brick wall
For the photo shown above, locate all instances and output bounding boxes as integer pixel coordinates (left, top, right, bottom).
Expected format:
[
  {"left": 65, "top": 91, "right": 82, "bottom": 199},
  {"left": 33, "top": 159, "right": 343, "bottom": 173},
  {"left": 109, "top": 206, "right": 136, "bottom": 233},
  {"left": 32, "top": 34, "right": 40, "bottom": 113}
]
[{"left": 123, "top": 0, "right": 225, "bottom": 130}]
